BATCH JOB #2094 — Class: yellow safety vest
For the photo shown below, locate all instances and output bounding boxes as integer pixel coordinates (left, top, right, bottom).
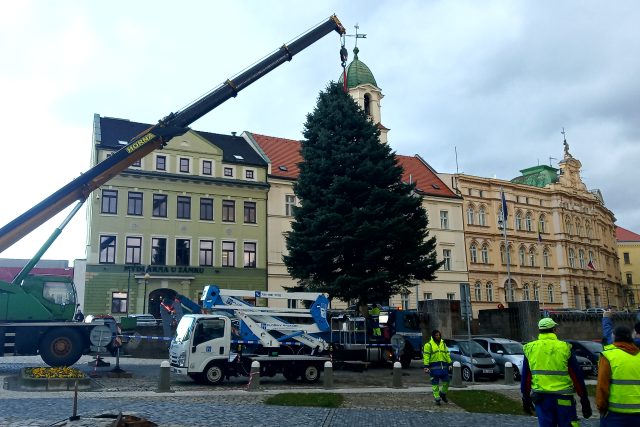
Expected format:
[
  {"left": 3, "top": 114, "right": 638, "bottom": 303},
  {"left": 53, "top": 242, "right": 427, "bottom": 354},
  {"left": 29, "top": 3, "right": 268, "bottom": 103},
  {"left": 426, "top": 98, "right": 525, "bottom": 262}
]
[
  {"left": 602, "top": 346, "right": 640, "bottom": 413},
  {"left": 423, "top": 338, "right": 451, "bottom": 368},
  {"left": 523, "top": 333, "right": 574, "bottom": 394}
]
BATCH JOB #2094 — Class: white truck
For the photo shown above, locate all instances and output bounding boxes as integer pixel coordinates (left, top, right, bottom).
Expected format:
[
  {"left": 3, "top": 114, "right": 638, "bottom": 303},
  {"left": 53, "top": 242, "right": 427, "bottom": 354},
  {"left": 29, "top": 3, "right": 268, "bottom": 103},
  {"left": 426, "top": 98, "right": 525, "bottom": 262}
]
[{"left": 168, "top": 286, "right": 331, "bottom": 385}]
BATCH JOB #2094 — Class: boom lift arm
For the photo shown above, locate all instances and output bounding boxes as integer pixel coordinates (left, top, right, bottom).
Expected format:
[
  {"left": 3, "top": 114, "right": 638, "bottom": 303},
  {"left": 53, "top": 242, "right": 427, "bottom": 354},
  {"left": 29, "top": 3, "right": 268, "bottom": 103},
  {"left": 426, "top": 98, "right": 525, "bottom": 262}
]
[{"left": 0, "top": 15, "right": 345, "bottom": 253}]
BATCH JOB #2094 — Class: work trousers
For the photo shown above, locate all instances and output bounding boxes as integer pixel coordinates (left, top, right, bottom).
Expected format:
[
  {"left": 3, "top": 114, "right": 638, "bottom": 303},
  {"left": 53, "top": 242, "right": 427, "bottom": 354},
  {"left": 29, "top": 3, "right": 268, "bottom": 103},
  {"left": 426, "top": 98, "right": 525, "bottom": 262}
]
[
  {"left": 533, "top": 393, "right": 579, "bottom": 427},
  {"left": 599, "top": 411, "right": 640, "bottom": 427},
  {"left": 430, "top": 370, "right": 449, "bottom": 400}
]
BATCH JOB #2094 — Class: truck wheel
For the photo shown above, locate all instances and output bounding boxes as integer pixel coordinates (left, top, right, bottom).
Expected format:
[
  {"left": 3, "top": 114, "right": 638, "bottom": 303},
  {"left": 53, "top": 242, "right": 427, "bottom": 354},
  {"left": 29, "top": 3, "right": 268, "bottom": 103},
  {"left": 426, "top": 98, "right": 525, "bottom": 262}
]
[
  {"left": 39, "top": 328, "right": 84, "bottom": 367},
  {"left": 203, "top": 363, "right": 225, "bottom": 385},
  {"left": 301, "top": 364, "right": 320, "bottom": 383}
]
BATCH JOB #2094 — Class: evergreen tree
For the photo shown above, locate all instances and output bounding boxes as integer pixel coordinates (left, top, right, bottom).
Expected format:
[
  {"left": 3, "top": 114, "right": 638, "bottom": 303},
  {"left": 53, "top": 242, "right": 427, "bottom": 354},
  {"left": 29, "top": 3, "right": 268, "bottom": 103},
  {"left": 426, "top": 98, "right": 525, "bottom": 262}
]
[{"left": 284, "top": 82, "right": 442, "bottom": 309}]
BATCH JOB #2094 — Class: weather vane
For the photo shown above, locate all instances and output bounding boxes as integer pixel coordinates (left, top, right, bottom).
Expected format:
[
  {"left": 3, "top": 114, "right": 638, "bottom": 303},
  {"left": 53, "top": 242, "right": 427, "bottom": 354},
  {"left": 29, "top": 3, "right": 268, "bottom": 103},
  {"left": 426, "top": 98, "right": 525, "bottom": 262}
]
[{"left": 345, "top": 24, "right": 367, "bottom": 48}]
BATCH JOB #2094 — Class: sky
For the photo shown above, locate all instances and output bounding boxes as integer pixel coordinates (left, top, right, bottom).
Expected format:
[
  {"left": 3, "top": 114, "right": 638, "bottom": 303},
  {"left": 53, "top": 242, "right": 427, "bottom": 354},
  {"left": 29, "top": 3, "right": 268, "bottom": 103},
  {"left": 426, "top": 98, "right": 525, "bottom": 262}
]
[{"left": 1, "top": 0, "right": 639, "bottom": 264}]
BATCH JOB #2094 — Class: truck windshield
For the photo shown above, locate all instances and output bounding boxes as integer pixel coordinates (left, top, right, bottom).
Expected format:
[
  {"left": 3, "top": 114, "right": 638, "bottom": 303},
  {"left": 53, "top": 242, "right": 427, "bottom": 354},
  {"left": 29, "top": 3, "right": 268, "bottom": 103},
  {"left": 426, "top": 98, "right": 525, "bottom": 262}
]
[
  {"left": 42, "top": 281, "right": 75, "bottom": 305},
  {"left": 174, "top": 316, "right": 195, "bottom": 343}
]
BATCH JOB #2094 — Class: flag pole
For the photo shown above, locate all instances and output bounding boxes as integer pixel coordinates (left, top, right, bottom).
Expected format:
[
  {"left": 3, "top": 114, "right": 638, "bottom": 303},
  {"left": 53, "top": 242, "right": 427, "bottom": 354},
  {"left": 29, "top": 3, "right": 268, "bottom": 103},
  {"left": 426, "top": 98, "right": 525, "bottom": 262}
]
[{"left": 500, "top": 188, "right": 512, "bottom": 304}]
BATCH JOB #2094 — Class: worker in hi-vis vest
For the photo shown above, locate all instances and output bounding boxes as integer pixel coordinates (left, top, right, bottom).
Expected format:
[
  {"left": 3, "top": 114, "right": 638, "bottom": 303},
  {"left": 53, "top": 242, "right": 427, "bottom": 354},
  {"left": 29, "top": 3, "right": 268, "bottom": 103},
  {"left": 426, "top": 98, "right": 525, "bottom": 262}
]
[{"left": 423, "top": 329, "right": 451, "bottom": 406}]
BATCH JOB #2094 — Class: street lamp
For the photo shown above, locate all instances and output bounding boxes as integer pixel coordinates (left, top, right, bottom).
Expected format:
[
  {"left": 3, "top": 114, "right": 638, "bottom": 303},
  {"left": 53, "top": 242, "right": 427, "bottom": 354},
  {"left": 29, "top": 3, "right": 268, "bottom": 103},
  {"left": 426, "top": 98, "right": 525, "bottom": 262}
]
[{"left": 142, "top": 272, "right": 150, "bottom": 314}]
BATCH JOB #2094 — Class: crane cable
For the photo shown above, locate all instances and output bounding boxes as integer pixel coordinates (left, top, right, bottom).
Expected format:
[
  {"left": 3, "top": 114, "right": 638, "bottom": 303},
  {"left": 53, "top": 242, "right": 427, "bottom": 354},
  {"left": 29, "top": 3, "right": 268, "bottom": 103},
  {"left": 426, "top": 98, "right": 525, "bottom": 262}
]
[{"left": 340, "top": 34, "right": 348, "bottom": 93}]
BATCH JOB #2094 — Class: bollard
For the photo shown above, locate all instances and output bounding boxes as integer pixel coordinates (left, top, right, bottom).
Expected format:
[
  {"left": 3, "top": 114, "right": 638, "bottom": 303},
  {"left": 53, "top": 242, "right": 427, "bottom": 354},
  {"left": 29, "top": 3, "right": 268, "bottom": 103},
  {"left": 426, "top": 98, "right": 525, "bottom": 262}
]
[
  {"left": 392, "top": 361, "right": 403, "bottom": 388},
  {"left": 450, "top": 361, "right": 463, "bottom": 388},
  {"left": 324, "top": 361, "right": 333, "bottom": 389},
  {"left": 504, "top": 362, "right": 514, "bottom": 385},
  {"left": 247, "top": 361, "right": 260, "bottom": 391},
  {"left": 157, "top": 361, "right": 173, "bottom": 393}
]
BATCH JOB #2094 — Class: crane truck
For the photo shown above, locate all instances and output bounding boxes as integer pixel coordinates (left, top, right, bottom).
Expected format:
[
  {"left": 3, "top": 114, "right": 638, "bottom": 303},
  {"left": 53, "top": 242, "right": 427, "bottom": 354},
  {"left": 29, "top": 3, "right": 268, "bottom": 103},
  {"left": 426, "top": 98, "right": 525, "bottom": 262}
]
[
  {"left": 169, "top": 285, "right": 424, "bottom": 385},
  {"left": 0, "top": 16, "right": 346, "bottom": 367}
]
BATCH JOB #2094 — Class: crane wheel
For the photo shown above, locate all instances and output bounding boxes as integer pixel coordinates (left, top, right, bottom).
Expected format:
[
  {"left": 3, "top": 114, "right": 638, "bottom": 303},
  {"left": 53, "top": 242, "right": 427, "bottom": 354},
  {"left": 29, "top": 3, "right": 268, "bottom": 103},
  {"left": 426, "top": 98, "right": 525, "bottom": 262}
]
[
  {"left": 39, "top": 328, "right": 84, "bottom": 367},
  {"left": 301, "top": 364, "right": 320, "bottom": 383}
]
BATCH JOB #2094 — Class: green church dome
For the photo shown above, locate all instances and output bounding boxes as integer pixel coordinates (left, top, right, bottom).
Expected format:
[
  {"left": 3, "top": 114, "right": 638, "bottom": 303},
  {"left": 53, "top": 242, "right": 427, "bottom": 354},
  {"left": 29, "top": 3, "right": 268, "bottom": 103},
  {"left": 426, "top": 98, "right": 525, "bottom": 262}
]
[{"left": 338, "top": 47, "right": 378, "bottom": 89}]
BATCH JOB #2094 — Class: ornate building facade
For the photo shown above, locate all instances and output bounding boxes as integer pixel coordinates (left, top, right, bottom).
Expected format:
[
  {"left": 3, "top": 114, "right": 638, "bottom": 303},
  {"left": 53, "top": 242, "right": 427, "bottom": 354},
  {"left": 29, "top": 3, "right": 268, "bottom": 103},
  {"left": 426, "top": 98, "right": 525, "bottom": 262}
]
[{"left": 616, "top": 226, "right": 640, "bottom": 308}]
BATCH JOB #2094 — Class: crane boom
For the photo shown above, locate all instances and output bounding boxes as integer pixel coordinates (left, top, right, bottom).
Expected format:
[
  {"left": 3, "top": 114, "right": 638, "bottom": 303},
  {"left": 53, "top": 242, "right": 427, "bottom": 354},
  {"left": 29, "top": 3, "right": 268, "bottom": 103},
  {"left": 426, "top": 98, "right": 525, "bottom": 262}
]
[{"left": 0, "top": 15, "right": 345, "bottom": 253}]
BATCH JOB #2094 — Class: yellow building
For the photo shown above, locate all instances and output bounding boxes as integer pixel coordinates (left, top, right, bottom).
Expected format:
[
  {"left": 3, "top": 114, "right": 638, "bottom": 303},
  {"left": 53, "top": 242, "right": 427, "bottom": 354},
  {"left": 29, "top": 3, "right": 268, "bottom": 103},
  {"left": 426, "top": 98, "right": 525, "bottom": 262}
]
[
  {"left": 442, "top": 142, "right": 622, "bottom": 313},
  {"left": 616, "top": 226, "right": 640, "bottom": 308}
]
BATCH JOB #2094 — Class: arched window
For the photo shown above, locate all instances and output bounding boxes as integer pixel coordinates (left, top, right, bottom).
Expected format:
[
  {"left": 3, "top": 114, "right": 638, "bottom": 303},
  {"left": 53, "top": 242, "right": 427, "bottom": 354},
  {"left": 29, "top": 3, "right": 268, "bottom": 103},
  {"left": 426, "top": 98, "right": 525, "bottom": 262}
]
[
  {"left": 470, "top": 244, "right": 478, "bottom": 263},
  {"left": 585, "top": 221, "right": 592, "bottom": 238},
  {"left": 363, "top": 93, "right": 371, "bottom": 116},
  {"left": 467, "top": 206, "right": 475, "bottom": 225},
  {"left": 523, "top": 283, "right": 530, "bottom": 300},
  {"left": 474, "top": 282, "right": 482, "bottom": 301},
  {"left": 565, "top": 217, "right": 573, "bottom": 235},
  {"left": 543, "top": 248, "right": 550, "bottom": 268},
  {"left": 478, "top": 206, "right": 486, "bottom": 226},
  {"left": 547, "top": 284, "right": 554, "bottom": 303},
  {"left": 534, "top": 285, "right": 540, "bottom": 301},
  {"left": 529, "top": 247, "right": 536, "bottom": 267},
  {"left": 486, "top": 282, "right": 494, "bottom": 302},
  {"left": 568, "top": 248, "right": 576, "bottom": 268},
  {"left": 576, "top": 220, "right": 583, "bottom": 236},
  {"left": 506, "top": 279, "right": 516, "bottom": 302},
  {"left": 519, "top": 246, "right": 526, "bottom": 265},
  {"left": 481, "top": 244, "right": 489, "bottom": 264},
  {"left": 538, "top": 215, "right": 546, "bottom": 233},
  {"left": 594, "top": 288, "right": 600, "bottom": 307},
  {"left": 578, "top": 249, "right": 585, "bottom": 269},
  {"left": 515, "top": 212, "right": 523, "bottom": 230},
  {"left": 500, "top": 245, "right": 506, "bottom": 264},
  {"left": 584, "top": 286, "right": 591, "bottom": 308},
  {"left": 525, "top": 212, "right": 532, "bottom": 231}
]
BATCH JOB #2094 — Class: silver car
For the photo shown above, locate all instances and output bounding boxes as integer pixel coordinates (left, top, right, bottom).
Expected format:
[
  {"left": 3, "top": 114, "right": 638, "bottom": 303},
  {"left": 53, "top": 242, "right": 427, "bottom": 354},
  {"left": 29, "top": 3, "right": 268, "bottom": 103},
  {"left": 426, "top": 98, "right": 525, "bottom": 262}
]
[
  {"left": 474, "top": 337, "right": 524, "bottom": 380},
  {"left": 445, "top": 339, "right": 498, "bottom": 382}
]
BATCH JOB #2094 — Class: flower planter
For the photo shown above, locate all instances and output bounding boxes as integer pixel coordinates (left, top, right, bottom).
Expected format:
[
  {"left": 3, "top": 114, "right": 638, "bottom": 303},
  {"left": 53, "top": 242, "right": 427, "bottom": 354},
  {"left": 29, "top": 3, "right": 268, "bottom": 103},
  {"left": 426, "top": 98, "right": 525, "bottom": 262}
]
[{"left": 18, "top": 368, "right": 92, "bottom": 391}]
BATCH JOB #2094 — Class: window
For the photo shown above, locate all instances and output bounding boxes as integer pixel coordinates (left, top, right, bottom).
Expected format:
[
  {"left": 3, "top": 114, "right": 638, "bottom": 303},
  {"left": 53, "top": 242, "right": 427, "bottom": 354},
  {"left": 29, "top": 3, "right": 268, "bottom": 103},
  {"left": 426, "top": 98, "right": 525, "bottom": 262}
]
[
  {"left": 525, "top": 213, "right": 532, "bottom": 231},
  {"left": 519, "top": 247, "right": 526, "bottom": 266},
  {"left": 152, "top": 194, "right": 168, "bottom": 218},
  {"left": 515, "top": 212, "right": 522, "bottom": 231},
  {"left": 202, "top": 160, "right": 212, "bottom": 176},
  {"left": 424, "top": 292, "right": 433, "bottom": 300},
  {"left": 179, "top": 157, "right": 190, "bottom": 173},
  {"left": 442, "top": 249, "right": 451, "bottom": 271},
  {"left": 101, "top": 189, "right": 118, "bottom": 214},
  {"left": 245, "top": 169, "right": 254, "bottom": 179},
  {"left": 401, "top": 293, "right": 410, "bottom": 310},
  {"left": 469, "top": 244, "right": 477, "bottom": 263},
  {"left": 223, "top": 167, "right": 233, "bottom": 177},
  {"left": 222, "top": 200, "right": 235, "bottom": 222},
  {"left": 127, "top": 191, "right": 143, "bottom": 216},
  {"left": 222, "top": 241, "right": 235, "bottom": 267},
  {"left": 446, "top": 293, "right": 455, "bottom": 300},
  {"left": 111, "top": 292, "right": 127, "bottom": 314},
  {"left": 244, "top": 242, "right": 257, "bottom": 268},
  {"left": 99, "top": 235, "right": 116, "bottom": 264},
  {"left": 624, "top": 252, "right": 630, "bottom": 264},
  {"left": 125, "top": 236, "right": 142, "bottom": 264},
  {"left": 523, "top": 284, "right": 530, "bottom": 300},
  {"left": 500, "top": 245, "right": 506, "bottom": 264},
  {"left": 543, "top": 249, "right": 550, "bottom": 268},
  {"left": 474, "top": 282, "right": 482, "bottom": 301},
  {"left": 586, "top": 222, "right": 592, "bottom": 238},
  {"left": 486, "top": 282, "right": 494, "bottom": 302},
  {"left": 156, "top": 155, "right": 166, "bottom": 171},
  {"left": 547, "top": 284, "right": 555, "bottom": 303},
  {"left": 199, "top": 240, "right": 214, "bottom": 267},
  {"left": 481, "top": 245, "right": 489, "bottom": 264},
  {"left": 177, "top": 196, "right": 191, "bottom": 219},
  {"left": 506, "top": 280, "right": 515, "bottom": 302},
  {"left": 466, "top": 206, "right": 475, "bottom": 225},
  {"left": 627, "top": 273, "right": 633, "bottom": 286},
  {"left": 151, "top": 238, "right": 166, "bottom": 265},
  {"left": 529, "top": 247, "right": 536, "bottom": 267},
  {"left": 534, "top": 285, "right": 540, "bottom": 302},
  {"left": 176, "top": 239, "right": 190, "bottom": 266},
  {"left": 538, "top": 215, "right": 546, "bottom": 233},
  {"left": 364, "top": 93, "right": 371, "bottom": 116},
  {"left": 285, "top": 195, "right": 296, "bottom": 216},
  {"left": 565, "top": 218, "right": 573, "bottom": 235},
  {"left": 200, "top": 198, "right": 214, "bottom": 221},
  {"left": 244, "top": 201, "right": 257, "bottom": 224},
  {"left": 576, "top": 220, "right": 583, "bottom": 236},
  {"left": 478, "top": 207, "right": 486, "bottom": 226},
  {"left": 568, "top": 248, "right": 576, "bottom": 268},
  {"left": 131, "top": 158, "right": 141, "bottom": 168},
  {"left": 440, "top": 211, "right": 449, "bottom": 229},
  {"left": 578, "top": 249, "right": 585, "bottom": 269}
]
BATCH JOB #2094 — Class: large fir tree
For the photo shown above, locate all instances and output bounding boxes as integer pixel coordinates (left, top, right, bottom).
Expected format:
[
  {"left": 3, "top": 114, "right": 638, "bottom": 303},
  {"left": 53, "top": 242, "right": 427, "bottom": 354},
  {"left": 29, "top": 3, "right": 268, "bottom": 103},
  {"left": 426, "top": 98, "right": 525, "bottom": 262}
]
[{"left": 284, "top": 82, "right": 442, "bottom": 309}]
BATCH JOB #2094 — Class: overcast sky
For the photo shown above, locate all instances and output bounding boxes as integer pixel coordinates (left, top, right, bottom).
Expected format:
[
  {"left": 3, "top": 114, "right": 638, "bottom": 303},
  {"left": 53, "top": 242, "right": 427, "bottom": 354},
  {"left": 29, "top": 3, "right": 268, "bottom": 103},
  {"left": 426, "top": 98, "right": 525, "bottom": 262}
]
[{"left": 1, "top": 1, "right": 639, "bottom": 263}]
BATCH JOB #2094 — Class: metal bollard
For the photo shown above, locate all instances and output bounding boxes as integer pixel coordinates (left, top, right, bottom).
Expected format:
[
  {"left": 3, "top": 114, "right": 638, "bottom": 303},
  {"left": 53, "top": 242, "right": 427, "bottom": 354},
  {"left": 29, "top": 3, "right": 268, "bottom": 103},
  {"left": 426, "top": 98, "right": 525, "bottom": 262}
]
[
  {"left": 450, "top": 361, "right": 463, "bottom": 388},
  {"left": 247, "top": 361, "right": 260, "bottom": 391},
  {"left": 392, "top": 361, "right": 403, "bottom": 388},
  {"left": 324, "top": 361, "right": 333, "bottom": 389},
  {"left": 157, "top": 361, "right": 173, "bottom": 393},
  {"left": 504, "top": 362, "right": 514, "bottom": 385}
]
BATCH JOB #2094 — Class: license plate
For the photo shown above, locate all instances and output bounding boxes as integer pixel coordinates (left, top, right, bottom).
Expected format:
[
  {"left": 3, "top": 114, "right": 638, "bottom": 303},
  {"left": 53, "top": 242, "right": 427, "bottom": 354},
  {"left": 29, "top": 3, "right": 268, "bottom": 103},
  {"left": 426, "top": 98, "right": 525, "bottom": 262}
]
[{"left": 482, "top": 369, "right": 493, "bottom": 373}]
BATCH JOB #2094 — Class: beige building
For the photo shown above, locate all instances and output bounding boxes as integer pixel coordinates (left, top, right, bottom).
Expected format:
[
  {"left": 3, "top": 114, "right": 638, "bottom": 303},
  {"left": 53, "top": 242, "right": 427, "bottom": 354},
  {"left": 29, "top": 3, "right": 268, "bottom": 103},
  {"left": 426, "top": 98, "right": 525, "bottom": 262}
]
[
  {"left": 246, "top": 46, "right": 468, "bottom": 310},
  {"left": 616, "top": 226, "right": 640, "bottom": 308},
  {"left": 442, "top": 142, "right": 622, "bottom": 313}
]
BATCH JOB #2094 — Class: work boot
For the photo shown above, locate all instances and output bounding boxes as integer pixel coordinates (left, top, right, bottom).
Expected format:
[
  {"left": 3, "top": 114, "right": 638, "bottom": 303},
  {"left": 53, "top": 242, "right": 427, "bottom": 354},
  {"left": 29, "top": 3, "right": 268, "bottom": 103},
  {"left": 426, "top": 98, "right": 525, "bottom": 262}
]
[
  {"left": 441, "top": 394, "right": 448, "bottom": 403},
  {"left": 435, "top": 398, "right": 441, "bottom": 406}
]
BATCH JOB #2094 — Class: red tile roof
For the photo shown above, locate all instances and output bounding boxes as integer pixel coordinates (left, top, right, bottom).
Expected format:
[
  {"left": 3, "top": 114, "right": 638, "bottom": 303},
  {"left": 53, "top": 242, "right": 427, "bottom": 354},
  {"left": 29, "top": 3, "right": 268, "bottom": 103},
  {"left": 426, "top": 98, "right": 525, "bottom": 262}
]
[
  {"left": 616, "top": 226, "right": 640, "bottom": 242},
  {"left": 0, "top": 267, "right": 74, "bottom": 283},
  {"left": 249, "top": 133, "right": 459, "bottom": 198}
]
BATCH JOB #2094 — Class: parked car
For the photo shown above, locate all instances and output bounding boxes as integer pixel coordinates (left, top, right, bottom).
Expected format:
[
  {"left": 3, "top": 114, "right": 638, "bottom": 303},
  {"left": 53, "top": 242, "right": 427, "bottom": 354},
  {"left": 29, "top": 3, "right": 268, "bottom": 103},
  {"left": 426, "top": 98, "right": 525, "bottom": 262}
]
[
  {"left": 566, "top": 340, "right": 603, "bottom": 376},
  {"left": 473, "top": 337, "right": 524, "bottom": 380},
  {"left": 126, "top": 313, "right": 158, "bottom": 326},
  {"left": 584, "top": 307, "right": 606, "bottom": 315},
  {"left": 575, "top": 355, "right": 595, "bottom": 377},
  {"left": 444, "top": 339, "right": 498, "bottom": 382}
]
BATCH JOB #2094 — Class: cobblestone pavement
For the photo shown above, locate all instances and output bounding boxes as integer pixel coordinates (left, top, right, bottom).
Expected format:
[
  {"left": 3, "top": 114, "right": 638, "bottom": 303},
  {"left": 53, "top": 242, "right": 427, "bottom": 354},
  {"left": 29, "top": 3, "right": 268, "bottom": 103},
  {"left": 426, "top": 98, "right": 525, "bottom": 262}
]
[{"left": 0, "top": 356, "right": 601, "bottom": 427}]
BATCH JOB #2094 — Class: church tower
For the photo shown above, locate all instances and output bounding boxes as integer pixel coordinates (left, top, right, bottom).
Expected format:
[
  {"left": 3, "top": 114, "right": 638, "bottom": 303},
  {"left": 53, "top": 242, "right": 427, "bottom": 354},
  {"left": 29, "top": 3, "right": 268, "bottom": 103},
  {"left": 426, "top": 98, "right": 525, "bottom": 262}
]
[{"left": 339, "top": 46, "right": 389, "bottom": 144}]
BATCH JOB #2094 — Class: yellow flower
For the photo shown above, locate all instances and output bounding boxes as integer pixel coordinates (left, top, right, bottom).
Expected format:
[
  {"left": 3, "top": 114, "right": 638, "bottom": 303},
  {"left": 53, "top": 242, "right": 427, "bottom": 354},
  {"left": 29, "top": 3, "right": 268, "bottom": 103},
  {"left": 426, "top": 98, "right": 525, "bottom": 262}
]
[{"left": 25, "top": 367, "right": 86, "bottom": 379}]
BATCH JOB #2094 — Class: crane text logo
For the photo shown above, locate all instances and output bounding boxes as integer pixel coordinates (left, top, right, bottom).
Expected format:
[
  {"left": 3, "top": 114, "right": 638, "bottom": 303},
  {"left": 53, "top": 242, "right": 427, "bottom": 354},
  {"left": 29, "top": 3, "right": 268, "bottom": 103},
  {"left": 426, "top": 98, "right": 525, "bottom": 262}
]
[{"left": 126, "top": 132, "right": 156, "bottom": 153}]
